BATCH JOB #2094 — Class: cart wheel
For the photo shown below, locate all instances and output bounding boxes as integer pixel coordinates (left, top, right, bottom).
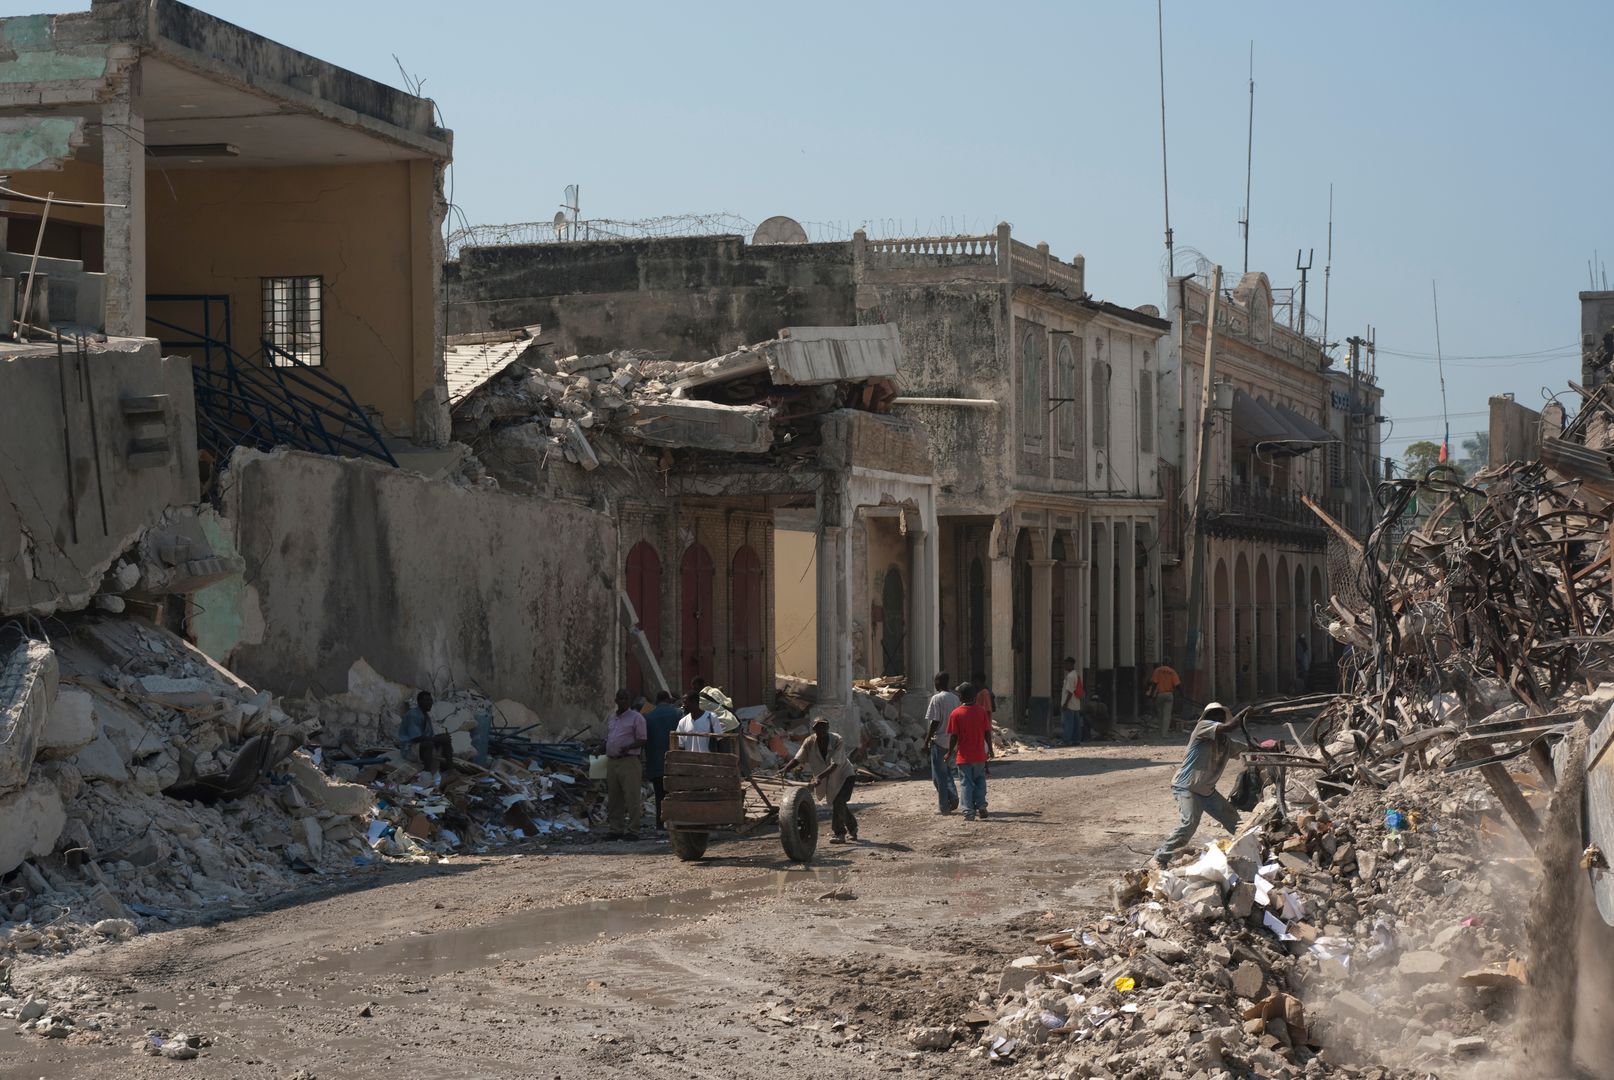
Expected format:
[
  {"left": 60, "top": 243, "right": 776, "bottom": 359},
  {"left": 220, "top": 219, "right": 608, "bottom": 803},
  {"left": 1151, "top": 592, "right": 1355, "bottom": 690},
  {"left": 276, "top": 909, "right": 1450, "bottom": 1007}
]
[
  {"left": 779, "top": 786, "right": 819, "bottom": 864},
  {"left": 670, "top": 828, "right": 709, "bottom": 861}
]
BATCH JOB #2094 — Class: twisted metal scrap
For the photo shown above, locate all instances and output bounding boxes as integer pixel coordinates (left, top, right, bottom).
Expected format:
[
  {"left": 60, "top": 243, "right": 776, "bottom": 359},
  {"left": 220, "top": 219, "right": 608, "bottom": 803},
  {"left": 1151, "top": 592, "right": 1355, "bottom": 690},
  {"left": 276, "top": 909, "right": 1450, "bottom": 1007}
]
[{"left": 1318, "top": 461, "right": 1614, "bottom": 776}]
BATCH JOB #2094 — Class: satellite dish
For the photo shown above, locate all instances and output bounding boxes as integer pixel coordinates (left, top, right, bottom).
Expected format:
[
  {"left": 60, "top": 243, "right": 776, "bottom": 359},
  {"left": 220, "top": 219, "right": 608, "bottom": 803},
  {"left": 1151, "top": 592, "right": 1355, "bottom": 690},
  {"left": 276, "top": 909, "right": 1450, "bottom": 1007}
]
[{"left": 752, "top": 215, "right": 808, "bottom": 245}]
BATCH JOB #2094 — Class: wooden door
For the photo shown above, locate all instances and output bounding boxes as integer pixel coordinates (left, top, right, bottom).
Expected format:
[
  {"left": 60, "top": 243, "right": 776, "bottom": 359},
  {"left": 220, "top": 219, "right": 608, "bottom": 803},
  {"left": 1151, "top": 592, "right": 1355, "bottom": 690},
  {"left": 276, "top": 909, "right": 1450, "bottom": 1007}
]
[
  {"left": 728, "top": 545, "right": 765, "bottom": 706},
  {"left": 624, "top": 541, "right": 662, "bottom": 698},
  {"left": 680, "top": 543, "right": 716, "bottom": 691}
]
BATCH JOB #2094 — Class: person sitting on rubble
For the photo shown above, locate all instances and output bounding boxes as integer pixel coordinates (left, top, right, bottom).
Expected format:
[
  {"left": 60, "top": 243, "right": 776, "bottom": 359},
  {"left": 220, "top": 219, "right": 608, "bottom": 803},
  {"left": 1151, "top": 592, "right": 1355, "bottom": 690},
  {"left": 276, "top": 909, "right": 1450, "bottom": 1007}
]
[
  {"left": 397, "top": 690, "right": 454, "bottom": 786},
  {"left": 1153, "top": 702, "right": 1245, "bottom": 867},
  {"left": 676, "top": 690, "right": 722, "bottom": 752},
  {"left": 642, "top": 691, "right": 682, "bottom": 830},
  {"left": 784, "top": 716, "right": 858, "bottom": 844}
]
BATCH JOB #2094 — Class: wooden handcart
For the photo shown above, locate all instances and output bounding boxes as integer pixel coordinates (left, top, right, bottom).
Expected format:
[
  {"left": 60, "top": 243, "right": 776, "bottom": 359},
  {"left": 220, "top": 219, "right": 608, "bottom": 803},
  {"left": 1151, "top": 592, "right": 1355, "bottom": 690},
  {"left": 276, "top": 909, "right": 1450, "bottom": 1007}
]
[{"left": 661, "top": 732, "right": 818, "bottom": 863}]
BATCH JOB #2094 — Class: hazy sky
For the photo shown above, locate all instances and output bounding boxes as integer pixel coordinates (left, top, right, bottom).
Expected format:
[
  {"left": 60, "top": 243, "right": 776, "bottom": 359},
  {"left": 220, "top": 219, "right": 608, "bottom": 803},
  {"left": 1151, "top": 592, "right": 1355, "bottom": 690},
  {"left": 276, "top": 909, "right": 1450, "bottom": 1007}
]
[{"left": 64, "top": 1, "right": 1614, "bottom": 463}]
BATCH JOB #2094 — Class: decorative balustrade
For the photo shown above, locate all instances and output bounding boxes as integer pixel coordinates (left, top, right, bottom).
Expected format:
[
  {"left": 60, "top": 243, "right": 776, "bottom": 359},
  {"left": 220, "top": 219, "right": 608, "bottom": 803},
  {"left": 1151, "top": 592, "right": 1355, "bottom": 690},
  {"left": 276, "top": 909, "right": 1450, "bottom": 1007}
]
[{"left": 862, "top": 234, "right": 999, "bottom": 258}]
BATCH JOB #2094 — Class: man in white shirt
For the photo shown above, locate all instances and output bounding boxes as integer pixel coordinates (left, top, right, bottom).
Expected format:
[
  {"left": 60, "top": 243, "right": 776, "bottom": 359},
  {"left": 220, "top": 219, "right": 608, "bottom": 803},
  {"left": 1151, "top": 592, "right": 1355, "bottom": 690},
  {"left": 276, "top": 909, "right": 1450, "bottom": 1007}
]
[
  {"left": 1059, "top": 657, "right": 1085, "bottom": 746},
  {"left": 922, "top": 672, "right": 960, "bottom": 814},
  {"left": 676, "top": 691, "right": 722, "bottom": 752}
]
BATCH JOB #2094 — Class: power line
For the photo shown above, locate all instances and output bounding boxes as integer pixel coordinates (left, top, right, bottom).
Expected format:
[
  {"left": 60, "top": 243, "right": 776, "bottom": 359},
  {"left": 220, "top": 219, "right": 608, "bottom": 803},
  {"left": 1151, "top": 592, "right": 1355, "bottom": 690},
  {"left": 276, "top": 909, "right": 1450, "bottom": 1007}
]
[{"left": 1376, "top": 342, "right": 1579, "bottom": 361}]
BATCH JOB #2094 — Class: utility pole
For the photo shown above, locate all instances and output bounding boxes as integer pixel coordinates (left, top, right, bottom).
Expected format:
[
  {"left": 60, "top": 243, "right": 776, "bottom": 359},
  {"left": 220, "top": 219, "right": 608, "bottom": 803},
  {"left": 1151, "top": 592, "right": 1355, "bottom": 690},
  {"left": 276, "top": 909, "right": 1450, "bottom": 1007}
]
[
  {"left": 1296, "top": 248, "right": 1313, "bottom": 335},
  {"left": 1182, "top": 265, "right": 1224, "bottom": 699},
  {"left": 1346, "top": 334, "right": 1365, "bottom": 536}
]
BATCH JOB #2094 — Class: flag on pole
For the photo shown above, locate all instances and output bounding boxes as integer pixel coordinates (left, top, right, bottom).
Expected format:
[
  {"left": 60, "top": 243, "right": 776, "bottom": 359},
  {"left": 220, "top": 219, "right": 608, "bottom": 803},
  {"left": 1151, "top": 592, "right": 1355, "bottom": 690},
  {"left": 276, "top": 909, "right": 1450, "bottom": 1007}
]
[{"left": 1439, "top": 424, "right": 1449, "bottom": 463}]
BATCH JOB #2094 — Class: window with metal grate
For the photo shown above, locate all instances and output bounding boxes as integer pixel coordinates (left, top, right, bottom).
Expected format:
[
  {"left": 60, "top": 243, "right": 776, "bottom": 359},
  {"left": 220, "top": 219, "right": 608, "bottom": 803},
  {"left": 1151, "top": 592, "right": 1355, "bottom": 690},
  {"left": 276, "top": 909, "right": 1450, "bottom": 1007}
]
[{"left": 261, "top": 276, "right": 323, "bottom": 366}]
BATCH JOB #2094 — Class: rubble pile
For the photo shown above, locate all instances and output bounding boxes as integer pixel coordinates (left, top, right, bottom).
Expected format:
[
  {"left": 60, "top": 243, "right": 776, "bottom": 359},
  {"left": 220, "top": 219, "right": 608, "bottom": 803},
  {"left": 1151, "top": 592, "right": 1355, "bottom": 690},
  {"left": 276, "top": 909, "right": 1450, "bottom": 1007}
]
[
  {"left": 942, "top": 768, "right": 1533, "bottom": 1077},
  {"left": 0, "top": 621, "right": 607, "bottom": 970}
]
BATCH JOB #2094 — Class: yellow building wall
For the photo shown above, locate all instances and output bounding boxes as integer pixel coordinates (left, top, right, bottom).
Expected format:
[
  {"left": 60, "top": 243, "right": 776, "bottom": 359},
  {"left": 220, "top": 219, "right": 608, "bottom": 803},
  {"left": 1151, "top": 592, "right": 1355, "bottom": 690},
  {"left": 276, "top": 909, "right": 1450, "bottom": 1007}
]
[
  {"left": 774, "top": 528, "right": 817, "bottom": 680},
  {"left": 2, "top": 156, "right": 104, "bottom": 228},
  {"left": 146, "top": 159, "right": 434, "bottom": 436}
]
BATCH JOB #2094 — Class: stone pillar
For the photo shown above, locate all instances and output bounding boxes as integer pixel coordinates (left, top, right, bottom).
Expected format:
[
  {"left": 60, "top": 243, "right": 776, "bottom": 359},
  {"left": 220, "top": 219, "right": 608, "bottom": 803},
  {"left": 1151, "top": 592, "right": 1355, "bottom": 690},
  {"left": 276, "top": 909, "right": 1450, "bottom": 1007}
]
[
  {"left": 102, "top": 68, "right": 145, "bottom": 337},
  {"left": 989, "top": 552, "right": 1015, "bottom": 719},
  {"left": 1029, "top": 557, "right": 1055, "bottom": 730},
  {"left": 907, "top": 512, "right": 941, "bottom": 687},
  {"left": 815, "top": 484, "right": 855, "bottom": 742},
  {"left": 1116, "top": 520, "right": 1137, "bottom": 719},
  {"left": 1144, "top": 524, "right": 1163, "bottom": 666},
  {"left": 1095, "top": 522, "right": 1115, "bottom": 672}
]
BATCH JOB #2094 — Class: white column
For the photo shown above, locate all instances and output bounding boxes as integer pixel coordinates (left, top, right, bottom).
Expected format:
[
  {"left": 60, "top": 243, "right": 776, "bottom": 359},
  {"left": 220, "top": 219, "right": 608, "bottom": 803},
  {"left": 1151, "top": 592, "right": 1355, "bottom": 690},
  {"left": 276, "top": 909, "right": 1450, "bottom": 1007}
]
[
  {"left": 908, "top": 511, "right": 941, "bottom": 686},
  {"left": 102, "top": 67, "right": 146, "bottom": 337},
  {"left": 815, "top": 484, "right": 855, "bottom": 742},
  {"left": 989, "top": 551, "right": 1015, "bottom": 718},
  {"left": 1144, "top": 521, "right": 1162, "bottom": 666},
  {"left": 1096, "top": 522, "right": 1115, "bottom": 671},
  {"left": 1030, "top": 557, "right": 1055, "bottom": 717},
  {"left": 1116, "top": 520, "right": 1137, "bottom": 670}
]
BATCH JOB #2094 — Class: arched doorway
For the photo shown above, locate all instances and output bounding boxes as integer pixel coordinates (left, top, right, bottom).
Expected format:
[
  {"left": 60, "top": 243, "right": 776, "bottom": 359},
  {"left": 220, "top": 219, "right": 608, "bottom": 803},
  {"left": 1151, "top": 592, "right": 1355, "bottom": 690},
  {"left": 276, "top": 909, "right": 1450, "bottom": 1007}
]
[
  {"left": 967, "top": 556, "right": 987, "bottom": 680},
  {"left": 624, "top": 541, "right": 662, "bottom": 699},
  {"left": 1212, "top": 558, "right": 1232, "bottom": 701},
  {"left": 1255, "top": 553, "right": 1273, "bottom": 696},
  {"left": 1309, "top": 565, "right": 1326, "bottom": 668},
  {"left": 1276, "top": 555, "right": 1293, "bottom": 691},
  {"left": 728, "top": 545, "right": 764, "bottom": 706},
  {"left": 680, "top": 543, "right": 715, "bottom": 691},
  {"left": 1295, "top": 564, "right": 1310, "bottom": 684},
  {"left": 1013, "top": 529, "right": 1033, "bottom": 725},
  {"left": 881, "top": 565, "right": 906, "bottom": 677},
  {"left": 1234, "top": 552, "right": 1253, "bottom": 703}
]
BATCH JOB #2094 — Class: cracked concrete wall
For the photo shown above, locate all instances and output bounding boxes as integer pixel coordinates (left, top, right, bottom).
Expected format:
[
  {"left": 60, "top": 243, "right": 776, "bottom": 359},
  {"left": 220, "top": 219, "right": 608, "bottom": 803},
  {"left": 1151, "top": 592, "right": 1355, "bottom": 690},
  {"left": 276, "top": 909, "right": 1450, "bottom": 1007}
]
[
  {"left": 0, "top": 337, "right": 199, "bottom": 616},
  {"left": 445, "top": 236, "right": 857, "bottom": 359},
  {"left": 218, "top": 450, "right": 616, "bottom": 734},
  {"left": 146, "top": 160, "right": 441, "bottom": 439}
]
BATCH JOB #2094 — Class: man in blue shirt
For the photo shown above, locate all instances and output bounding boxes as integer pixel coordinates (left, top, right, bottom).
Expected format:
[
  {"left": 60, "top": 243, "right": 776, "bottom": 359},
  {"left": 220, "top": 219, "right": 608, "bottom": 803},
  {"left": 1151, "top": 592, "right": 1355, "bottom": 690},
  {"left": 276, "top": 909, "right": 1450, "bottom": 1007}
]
[
  {"left": 641, "top": 691, "right": 682, "bottom": 830},
  {"left": 397, "top": 690, "right": 454, "bottom": 784}
]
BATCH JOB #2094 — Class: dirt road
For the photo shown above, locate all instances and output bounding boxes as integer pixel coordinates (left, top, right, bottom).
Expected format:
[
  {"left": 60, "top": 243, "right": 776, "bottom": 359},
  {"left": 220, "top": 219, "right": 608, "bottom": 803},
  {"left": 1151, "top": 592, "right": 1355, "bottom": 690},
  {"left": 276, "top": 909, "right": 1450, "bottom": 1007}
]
[{"left": 2, "top": 738, "right": 1187, "bottom": 1079}]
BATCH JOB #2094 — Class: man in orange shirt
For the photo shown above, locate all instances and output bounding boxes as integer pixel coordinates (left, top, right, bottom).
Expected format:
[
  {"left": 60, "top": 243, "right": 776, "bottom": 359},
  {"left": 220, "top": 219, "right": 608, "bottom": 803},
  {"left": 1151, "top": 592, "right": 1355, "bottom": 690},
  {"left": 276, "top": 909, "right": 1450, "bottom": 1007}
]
[
  {"left": 944, "top": 682, "right": 995, "bottom": 821},
  {"left": 1145, "top": 658, "right": 1182, "bottom": 738}
]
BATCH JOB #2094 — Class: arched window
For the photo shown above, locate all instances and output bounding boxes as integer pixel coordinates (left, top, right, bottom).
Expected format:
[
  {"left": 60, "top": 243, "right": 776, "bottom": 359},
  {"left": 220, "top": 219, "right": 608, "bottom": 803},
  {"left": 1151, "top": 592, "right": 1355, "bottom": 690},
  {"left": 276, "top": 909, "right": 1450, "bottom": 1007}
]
[
  {"left": 1090, "top": 357, "right": 1109, "bottom": 448},
  {"left": 1056, "top": 339, "right": 1078, "bottom": 451},
  {"left": 1139, "top": 369, "right": 1155, "bottom": 454},
  {"left": 1021, "top": 328, "right": 1044, "bottom": 444}
]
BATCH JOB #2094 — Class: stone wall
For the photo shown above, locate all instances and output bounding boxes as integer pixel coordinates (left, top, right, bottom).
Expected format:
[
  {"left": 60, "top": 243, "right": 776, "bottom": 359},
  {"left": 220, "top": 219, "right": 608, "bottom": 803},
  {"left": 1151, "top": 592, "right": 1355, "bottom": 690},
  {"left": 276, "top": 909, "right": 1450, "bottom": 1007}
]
[
  {"left": 212, "top": 450, "right": 617, "bottom": 734},
  {"left": 446, "top": 236, "right": 857, "bottom": 359},
  {"left": 0, "top": 338, "right": 198, "bottom": 616}
]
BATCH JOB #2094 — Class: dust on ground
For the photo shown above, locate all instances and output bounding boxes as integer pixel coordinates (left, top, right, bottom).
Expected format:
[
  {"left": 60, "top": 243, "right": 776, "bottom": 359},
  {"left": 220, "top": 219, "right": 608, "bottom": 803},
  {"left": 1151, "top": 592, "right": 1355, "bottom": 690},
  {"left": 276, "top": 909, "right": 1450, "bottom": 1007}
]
[{"left": 0, "top": 737, "right": 1184, "bottom": 1079}]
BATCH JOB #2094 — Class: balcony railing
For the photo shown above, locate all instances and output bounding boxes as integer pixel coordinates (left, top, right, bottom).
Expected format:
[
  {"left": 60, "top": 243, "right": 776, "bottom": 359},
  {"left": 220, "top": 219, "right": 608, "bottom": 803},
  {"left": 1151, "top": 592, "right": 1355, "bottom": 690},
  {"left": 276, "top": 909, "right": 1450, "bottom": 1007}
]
[{"left": 1204, "top": 480, "right": 1335, "bottom": 531}]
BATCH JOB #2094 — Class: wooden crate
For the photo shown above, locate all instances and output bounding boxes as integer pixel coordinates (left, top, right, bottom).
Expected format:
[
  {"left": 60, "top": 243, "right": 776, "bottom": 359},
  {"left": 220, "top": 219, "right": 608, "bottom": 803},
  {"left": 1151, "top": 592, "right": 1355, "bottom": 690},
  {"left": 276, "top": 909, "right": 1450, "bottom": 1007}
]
[{"left": 662, "top": 795, "right": 744, "bottom": 827}]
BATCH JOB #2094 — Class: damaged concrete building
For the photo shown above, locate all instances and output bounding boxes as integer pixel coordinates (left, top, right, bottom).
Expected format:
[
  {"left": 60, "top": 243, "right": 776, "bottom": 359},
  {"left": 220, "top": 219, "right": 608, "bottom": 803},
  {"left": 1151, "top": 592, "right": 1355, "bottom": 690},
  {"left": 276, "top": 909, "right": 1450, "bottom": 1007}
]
[
  {"left": 447, "top": 223, "right": 1172, "bottom": 727},
  {"left": 1158, "top": 268, "right": 1383, "bottom": 705},
  {"left": 447, "top": 323, "right": 938, "bottom": 737}
]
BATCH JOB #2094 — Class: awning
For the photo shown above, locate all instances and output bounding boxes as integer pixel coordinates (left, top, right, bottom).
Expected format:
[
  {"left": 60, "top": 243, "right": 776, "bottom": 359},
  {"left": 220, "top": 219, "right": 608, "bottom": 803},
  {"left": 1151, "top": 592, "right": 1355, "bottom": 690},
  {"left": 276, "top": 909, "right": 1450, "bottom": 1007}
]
[{"left": 1230, "top": 389, "right": 1333, "bottom": 457}]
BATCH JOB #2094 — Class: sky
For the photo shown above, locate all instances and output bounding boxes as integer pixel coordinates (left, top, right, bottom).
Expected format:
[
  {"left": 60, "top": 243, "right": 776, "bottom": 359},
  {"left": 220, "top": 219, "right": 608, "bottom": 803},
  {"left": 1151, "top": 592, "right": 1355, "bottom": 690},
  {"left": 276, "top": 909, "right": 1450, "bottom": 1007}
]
[{"left": 43, "top": 1, "right": 1614, "bottom": 465}]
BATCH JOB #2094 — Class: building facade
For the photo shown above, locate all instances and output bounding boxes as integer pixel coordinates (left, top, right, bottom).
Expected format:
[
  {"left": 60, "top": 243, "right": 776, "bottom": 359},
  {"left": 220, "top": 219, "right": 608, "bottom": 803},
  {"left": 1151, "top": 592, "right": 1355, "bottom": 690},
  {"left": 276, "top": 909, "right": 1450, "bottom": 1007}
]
[
  {"left": 447, "top": 223, "right": 1170, "bottom": 729},
  {"left": 1160, "top": 269, "right": 1369, "bottom": 705}
]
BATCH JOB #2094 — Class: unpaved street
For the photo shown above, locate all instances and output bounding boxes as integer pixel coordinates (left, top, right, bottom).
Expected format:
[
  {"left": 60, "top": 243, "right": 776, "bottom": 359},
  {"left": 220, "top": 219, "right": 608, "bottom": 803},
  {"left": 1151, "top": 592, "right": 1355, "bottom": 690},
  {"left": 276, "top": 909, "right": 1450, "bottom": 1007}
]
[{"left": 1, "top": 739, "right": 1184, "bottom": 1079}]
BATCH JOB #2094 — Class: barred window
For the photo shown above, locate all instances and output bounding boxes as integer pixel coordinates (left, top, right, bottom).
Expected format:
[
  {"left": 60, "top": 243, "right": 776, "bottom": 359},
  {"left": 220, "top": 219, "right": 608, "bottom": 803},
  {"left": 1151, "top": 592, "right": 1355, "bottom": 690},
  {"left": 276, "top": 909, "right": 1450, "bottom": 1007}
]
[{"left": 262, "top": 276, "right": 323, "bottom": 366}]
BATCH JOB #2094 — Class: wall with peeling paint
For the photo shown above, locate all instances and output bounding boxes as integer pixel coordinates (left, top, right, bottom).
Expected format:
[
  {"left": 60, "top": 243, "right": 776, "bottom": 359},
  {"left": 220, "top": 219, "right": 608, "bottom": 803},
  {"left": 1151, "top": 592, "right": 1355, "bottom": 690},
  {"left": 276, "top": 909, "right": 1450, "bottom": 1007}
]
[
  {"left": 219, "top": 450, "right": 617, "bottom": 733},
  {"left": 0, "top": 337, "right": 199, "bottom": 616}
]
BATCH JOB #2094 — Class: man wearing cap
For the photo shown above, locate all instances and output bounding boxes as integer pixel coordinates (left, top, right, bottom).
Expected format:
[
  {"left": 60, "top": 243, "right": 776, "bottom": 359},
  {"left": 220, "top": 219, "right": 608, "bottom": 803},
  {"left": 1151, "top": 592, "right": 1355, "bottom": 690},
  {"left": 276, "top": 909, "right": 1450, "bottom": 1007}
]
[
  {"left": 1154, "top": 702, "right": 1244, "bottom": 865},
  {"left": 787, "top": 716, "right": 858, "bottom": 843}
]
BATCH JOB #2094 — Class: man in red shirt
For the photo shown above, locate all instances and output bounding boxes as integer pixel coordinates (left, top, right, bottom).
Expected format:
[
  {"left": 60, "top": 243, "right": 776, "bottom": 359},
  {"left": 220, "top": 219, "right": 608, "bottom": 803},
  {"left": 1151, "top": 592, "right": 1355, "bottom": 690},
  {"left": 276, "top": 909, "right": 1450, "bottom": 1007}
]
[{"left": 944, "top": 682, "right": 995, "bottom": 821}]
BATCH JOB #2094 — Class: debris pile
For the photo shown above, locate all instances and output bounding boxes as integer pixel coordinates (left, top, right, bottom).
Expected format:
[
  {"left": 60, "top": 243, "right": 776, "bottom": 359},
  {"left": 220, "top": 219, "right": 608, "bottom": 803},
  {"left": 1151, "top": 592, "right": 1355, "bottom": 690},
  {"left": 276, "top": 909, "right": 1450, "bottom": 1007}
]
[
  {"left": 0, "top": 620, "right": 607, "bottom": 973},
  {"left": 946, "top": 768, "right": 1535, "bottom": 1077}
]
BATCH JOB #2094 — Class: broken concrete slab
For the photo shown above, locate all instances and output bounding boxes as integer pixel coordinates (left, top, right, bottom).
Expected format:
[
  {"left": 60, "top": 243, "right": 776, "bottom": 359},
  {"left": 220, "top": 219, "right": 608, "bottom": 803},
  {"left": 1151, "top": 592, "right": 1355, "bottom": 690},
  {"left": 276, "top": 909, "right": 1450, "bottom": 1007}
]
[
  {"left": 36, "top": 687, "right": 96, "bottom": 760},
  {"left": 630, "top": 399, "right": 774, "bottom": 453},
  {"left": 0, "top": 782, "right": 65, "bottom": 875},
  {"left": 71, "top": 729, "right": 128, "bottom": 783},
  {"left": 283, "top": 751, "right": 373, "bottom": 817},
  {"left": 0, "top": 640, "right": 57, "bottom": 792}
]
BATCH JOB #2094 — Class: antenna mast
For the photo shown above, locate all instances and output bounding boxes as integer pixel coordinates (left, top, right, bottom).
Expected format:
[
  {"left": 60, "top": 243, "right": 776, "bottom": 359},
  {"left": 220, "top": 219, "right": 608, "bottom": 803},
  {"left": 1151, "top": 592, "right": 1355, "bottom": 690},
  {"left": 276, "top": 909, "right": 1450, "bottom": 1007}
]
[
  {"left": 1241, "top": 42, "right": 1254, "bottom": 274},
  {"left": 1322, "top": 184, "right": 1333, "bottom": 353},
  {"left": 1432, "top": 280, "right": 1451, "bottom": 464},
  {"left": 1157, "top": 0, "right": 1173, "bottom": 277}
]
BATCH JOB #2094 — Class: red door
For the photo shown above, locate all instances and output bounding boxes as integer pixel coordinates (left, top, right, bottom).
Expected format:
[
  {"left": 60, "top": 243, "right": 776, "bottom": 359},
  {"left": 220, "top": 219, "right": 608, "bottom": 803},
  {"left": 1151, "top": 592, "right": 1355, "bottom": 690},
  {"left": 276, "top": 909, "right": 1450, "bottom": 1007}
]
[
  {"left": 680, "top": 543, "right": 715, "bottom": 691},
  {"left": 729, "top": 545, "right": 765, "bottom": 706},
  {"left": 625, "top": 541, "right": 662, "bottom": 698}
]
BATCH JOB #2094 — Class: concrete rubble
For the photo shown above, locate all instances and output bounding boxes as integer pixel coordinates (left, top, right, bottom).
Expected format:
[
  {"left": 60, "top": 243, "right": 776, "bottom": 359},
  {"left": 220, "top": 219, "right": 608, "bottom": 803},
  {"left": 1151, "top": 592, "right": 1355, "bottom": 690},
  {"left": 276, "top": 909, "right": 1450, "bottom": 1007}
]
[
  {"left": 0, "top": 616, "right": 608, "bottom": 1017},
  {"left": 950, "top": 768, "right": 1535, "bottom": 1078}
]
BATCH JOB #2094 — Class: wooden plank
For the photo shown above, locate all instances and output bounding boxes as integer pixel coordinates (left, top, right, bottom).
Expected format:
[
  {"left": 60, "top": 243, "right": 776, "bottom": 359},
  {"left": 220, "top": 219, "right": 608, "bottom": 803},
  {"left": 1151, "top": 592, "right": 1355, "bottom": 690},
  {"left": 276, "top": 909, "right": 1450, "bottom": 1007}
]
[
  {"left": 665, "top": 750, "right": 739, "bottom": 767},
  {"left": 1457, "top": 745, "right": 1541, "bottom": 847},
  {"left": 666, "top": 776, "right": 743, "bottom": 797},
  {"left": 663, "top": 797, "right": 744, "bottom": 826},
  {"left": 665, "top": 760, "right": 742, "bottom": 781},
  {"left": 662, "top": 788, "right": 743, "bottom": 802}
]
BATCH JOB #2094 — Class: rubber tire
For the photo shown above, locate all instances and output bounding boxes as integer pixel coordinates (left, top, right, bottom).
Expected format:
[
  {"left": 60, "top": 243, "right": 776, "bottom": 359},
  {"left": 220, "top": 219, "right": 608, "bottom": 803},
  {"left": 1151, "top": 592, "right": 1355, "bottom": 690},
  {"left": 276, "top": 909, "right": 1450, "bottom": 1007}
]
[
  {"left": 779, "top": 785, "right": 819, "bottom": 864},
  {"left": 670, "top": 828, "right": 709, "bottom": 861}
]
